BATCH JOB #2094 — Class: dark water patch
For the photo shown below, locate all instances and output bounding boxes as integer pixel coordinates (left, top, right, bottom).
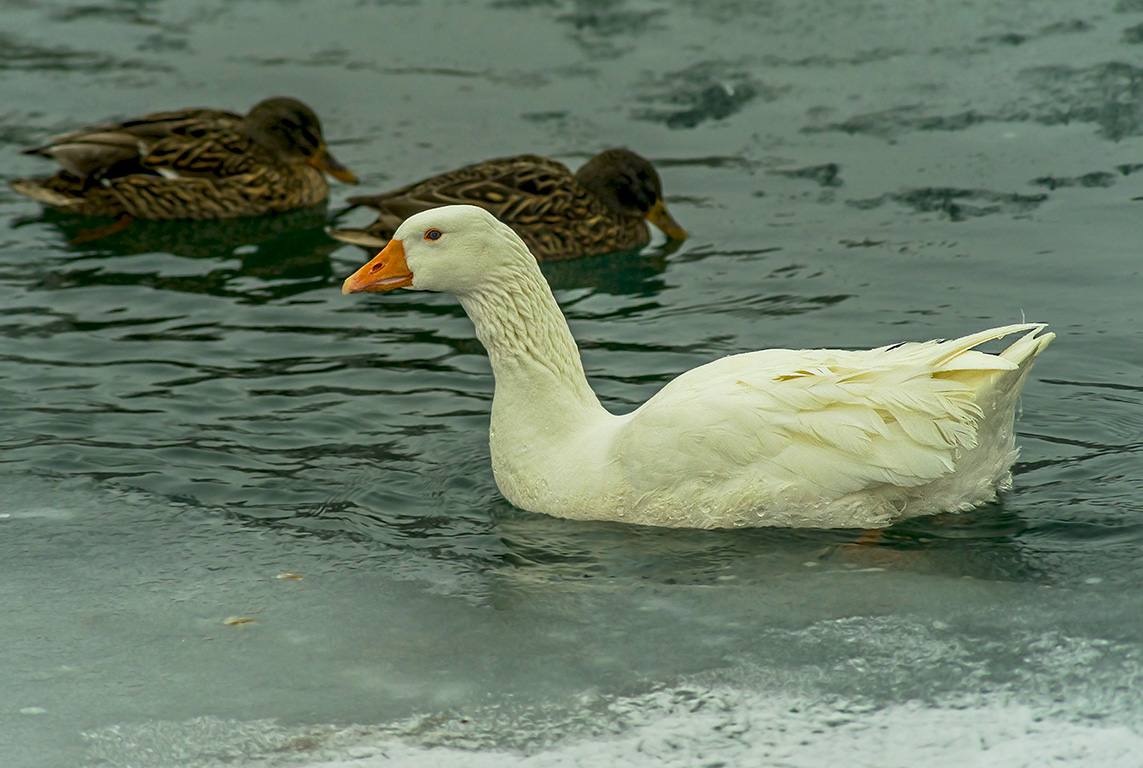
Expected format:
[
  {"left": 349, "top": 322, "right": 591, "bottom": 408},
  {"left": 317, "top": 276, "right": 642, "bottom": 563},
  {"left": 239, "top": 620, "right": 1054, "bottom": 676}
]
[
  {"left": 1117, "top": 0, "right": 1143, "bottom": 12},
  {"left": 35, "top": 256, "right": 335, "bottom": 304},
  {"left": 1018, "top": 62, "right": 1143, "bottom": 141},
  {"left": 235, "top": 51, "right": 491, "bottom": 81},
  {"left": 491, "top": 0, "right": 560, "bottom": 8},
  {"left": 771, "top": 162, "right": 843, "bottom": 188},
  {"left": 521, "top": 110, "right": 570, "bottom": 122},
  {"left": 0, "top": 118, "right": 48, "bottom": 148},
  {"left": 188, "top": 470, "right": 503, "bottom": 563},
  {"left": 11, "top": 208, "right": 345, "bottom": 301},
  {"left": 230, "top": 47, "right": 351, "bottom": 68},
  {"left": 973, "top": 19, "right": 1091, "bottom": 51},
  {"left": 849, "top": 187, "right": 1048, "bottom": 221},
  {"left": 839, "top": 237, "right": 887, "bottom": 249},
  {"left": 16, "top": 206, "right": 335, "bottom": 258},
  {"left": 547, "top": 0, "right": 668, "bottom": 57},
  {"left": 136, "top": 32, "right": 188, "bottom": 53},
  {"left": 1019, "top": 426, "right": 1143, "bottom": 477},
  {"left": 0, "top": 308, "right": 183, "bottom": 341},
  {"left": 347, "top": 64, "right": 487, "bottom": 78},
  {"left": 653, "top": 155, "right": 762, "bottom": 172},
  {"left": 540, "top": 247, "right": 671, "bottom": 297},
  {"left": 803, "top": 105, "right": 990, "bottom": 139},
  {"left": 887, "top": 505, "right": 1032, "bottom": 544},
  {"left": 1039, "top": 376, "right": 1143, "bottom": 404},
  {"left": 557, "top": 5, "right": 666, "bottom": 37},
  {"left": 913, "top": 111, "right": 991, "bottom": 132},
  {"left": 339, "top": 60, "right": 548, "bottom": 89},
  {"left": 634, "top": 61, "right": 781, "bottom": 129},
  {"left": 978, "top": 32, "right": 1028, "bottom": 47},
  {"left": 47, "top": 0, "right": 229, "bottom": 34},
  {"left": 760, "top": 48, "right": 908, "bottom": 68},
  {"left": 491, "top": 512, "right": 860, "bottom": 585},
  {"left": 809, "top": 62, "right": 1143, "bottom": 141},
  {"left": 673, "top": 0, "right": 780, "bottom": 24},
  {"left": 638, "top": 82, "right": 762, "bottom": 129},
  {"left": 648, "top": 290, "right": 852, "bottom": 321},
  {"left": 665, "top": 244, "right": 782, "bottom": 266},
  {"left": 1123, "top": 22, "right": 1143, "bottom": 43},
  {"left": 0, "top": 31, "right": 167, "bottom": 73},
  {"left": 48, "top": 2, "right": 163, "bottom": 26},
  {"left": 1040, "top": 19, "right": 1093, "bottom": 35},
  {"left": 292, "top": 503, "right": 499, "bottom": 559},
  {"left": 490, "top": 501, "right": 1048, "bottom": 588},
  {"left": 1031, "top": 171, "right": 1117, "bottom": 190}
]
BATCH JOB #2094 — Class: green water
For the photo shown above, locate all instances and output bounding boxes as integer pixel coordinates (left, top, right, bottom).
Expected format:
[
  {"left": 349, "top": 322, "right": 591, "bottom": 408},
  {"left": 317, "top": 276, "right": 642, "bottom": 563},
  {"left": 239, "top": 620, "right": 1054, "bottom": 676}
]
[{"left": 2, "top": 0, "right": 1142, "bottom": 766}]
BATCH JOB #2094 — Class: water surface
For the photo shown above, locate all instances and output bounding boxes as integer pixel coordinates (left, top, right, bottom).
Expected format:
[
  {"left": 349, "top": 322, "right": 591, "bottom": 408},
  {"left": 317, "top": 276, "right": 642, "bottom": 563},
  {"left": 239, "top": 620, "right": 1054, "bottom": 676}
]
[{"left": 2, "top": 0, "right": 1143, "bottom": 766}]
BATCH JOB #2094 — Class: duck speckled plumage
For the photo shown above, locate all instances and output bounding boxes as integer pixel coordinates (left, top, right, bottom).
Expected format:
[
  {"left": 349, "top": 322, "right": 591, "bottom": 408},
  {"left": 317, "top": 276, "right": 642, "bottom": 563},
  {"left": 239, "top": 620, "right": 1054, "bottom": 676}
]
[
  {"left": 9, "top": 97, "right": 358, "bottom": 220},
  {"left": 329, "top": 148, "right": 686, "bottom": 261}
]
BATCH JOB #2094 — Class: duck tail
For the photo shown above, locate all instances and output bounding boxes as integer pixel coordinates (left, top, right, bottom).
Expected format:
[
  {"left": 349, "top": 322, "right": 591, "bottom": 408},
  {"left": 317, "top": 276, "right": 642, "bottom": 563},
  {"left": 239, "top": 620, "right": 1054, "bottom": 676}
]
[{"left": 9, "top": 177, "right": 79, "bottom": 208}]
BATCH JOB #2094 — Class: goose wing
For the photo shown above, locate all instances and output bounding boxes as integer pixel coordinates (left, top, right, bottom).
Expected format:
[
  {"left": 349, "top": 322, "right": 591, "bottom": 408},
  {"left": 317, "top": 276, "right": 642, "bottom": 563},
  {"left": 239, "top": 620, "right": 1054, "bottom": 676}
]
[{"left": 615, "top": 325, "right": 1044, "bottom": 500}]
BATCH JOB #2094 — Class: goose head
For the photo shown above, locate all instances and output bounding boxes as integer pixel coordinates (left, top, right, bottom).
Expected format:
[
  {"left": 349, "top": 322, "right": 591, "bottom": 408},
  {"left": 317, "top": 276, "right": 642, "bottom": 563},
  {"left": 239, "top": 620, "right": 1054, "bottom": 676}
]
[{"left": 341, "top": 205, "right": 534, "bottom": 297}]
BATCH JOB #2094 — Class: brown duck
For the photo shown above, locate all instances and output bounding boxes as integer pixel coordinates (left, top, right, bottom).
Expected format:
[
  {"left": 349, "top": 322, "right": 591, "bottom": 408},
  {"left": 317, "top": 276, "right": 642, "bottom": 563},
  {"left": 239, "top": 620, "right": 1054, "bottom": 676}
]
[
  {"left": 329, "top": 148, "right": 686, "bottom": 261},
  {"left": 9, "top": 96, "right": 358, "bottom": 220}
]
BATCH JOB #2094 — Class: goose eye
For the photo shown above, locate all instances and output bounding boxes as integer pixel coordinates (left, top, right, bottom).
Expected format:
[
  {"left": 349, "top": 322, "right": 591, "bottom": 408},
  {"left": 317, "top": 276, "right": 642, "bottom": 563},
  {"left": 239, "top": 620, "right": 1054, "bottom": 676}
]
[{"left": 424, "top": 229, "right": 442, "bottom": 241}]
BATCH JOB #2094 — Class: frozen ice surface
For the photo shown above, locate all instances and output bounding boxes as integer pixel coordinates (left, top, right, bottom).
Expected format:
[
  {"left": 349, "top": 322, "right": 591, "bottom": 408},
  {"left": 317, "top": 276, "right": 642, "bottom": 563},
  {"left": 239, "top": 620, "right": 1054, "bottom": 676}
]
[{"left": 80, "top": 692, "right": 1143, "bottom": 768}]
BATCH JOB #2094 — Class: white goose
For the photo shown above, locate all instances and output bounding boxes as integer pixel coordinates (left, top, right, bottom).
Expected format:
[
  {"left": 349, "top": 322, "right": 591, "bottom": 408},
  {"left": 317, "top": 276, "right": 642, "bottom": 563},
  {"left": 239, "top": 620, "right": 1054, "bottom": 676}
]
[{"left": 342, "top": 205, "right": 1053, "bottom": 529}]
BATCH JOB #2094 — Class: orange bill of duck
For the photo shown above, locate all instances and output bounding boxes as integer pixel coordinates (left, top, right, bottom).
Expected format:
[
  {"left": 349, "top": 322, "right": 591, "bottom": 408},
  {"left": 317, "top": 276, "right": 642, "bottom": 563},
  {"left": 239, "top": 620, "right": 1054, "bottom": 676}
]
[
  {"left": 645, "top": 199, "right": 687, "bottom": 240},
  {"left": 310, "top": 146, "right": 359, "bottom": 184}
]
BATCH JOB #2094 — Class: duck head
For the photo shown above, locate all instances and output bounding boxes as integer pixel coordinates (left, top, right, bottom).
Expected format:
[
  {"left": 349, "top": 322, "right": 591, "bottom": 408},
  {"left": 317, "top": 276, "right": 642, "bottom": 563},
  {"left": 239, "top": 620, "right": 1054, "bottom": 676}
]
[
  {"left": 575, "top": 148, "right": 687, "bottom": 240},
  {"left": 243, "top": 96, "right": 358, "bottom": 184}
]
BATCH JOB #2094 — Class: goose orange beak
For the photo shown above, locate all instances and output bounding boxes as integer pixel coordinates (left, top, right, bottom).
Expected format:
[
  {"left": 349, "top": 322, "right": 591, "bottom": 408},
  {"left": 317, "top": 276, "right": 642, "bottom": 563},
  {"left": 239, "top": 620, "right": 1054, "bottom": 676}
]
[
  {"left": 646, "top": 199, "right": 687, "bottom": 241},
  {"left": 310, "top": 146, "right": 359, "bottom": 184},
  {"left": 342, "top": 239, "right": 413, "bottom": 294}
]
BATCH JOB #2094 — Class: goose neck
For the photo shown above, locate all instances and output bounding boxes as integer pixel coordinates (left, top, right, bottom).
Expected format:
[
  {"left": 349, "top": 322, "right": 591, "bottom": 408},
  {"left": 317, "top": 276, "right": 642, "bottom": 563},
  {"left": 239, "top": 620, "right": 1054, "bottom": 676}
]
[{"left": 457, "top": 267, "right": 598, "bottom": 408}]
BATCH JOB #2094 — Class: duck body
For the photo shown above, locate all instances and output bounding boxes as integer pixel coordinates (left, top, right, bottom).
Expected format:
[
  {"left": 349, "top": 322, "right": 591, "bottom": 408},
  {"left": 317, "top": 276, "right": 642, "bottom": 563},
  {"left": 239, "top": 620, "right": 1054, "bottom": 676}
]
[
  {"left": 343, "top": 206, "right": 1053, "bottom": 530},
  {"left": 330, "top": 148, "right": 687, "bottom": 261},
  {"left": 10, "top": 97, "right": 357, "bottom": 220}
]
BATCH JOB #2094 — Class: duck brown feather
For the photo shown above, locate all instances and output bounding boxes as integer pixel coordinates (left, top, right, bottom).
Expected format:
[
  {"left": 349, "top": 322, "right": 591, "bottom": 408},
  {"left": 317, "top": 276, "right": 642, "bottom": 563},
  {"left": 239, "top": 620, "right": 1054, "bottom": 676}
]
[
  {"left": 10, "top": 98, "right": 356, "bottom": 220},
  {"left": 331, "top": 149, "right": 685, "bottom": 262}
]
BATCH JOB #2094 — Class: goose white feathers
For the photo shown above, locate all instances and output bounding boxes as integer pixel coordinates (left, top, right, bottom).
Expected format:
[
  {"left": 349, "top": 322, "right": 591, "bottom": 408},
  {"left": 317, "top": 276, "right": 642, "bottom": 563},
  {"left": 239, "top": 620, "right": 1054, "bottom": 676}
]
[{"left": 342, "top": 205, "right": 1053, "bottom": 529}]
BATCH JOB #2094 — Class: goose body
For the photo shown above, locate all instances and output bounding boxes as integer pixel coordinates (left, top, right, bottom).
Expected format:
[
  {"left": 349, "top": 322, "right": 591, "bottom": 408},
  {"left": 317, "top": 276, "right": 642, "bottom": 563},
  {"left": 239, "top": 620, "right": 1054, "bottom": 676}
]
[
  {"left": 343, "top": 206, "right": 1052, "bottom": 529},
  {"left": 330, "top": 148, "right": 687, "bottom": 261},
  {"left": 10, "top": 97, "right": 357, "bottom": 219}
]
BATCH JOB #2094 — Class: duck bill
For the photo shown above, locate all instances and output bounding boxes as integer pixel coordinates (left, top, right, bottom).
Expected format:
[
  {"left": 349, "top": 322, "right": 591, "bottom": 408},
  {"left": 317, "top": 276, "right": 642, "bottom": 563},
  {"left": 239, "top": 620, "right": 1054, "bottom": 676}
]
[
  {"left": 645, "top": 199, "right": 687, "bottom": 240},
  {"left": 342, "top": 239, "right": 413, "bottom": 294},
  {"left": 310, "top": 146, "right": 359, "bottom": 184}
]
